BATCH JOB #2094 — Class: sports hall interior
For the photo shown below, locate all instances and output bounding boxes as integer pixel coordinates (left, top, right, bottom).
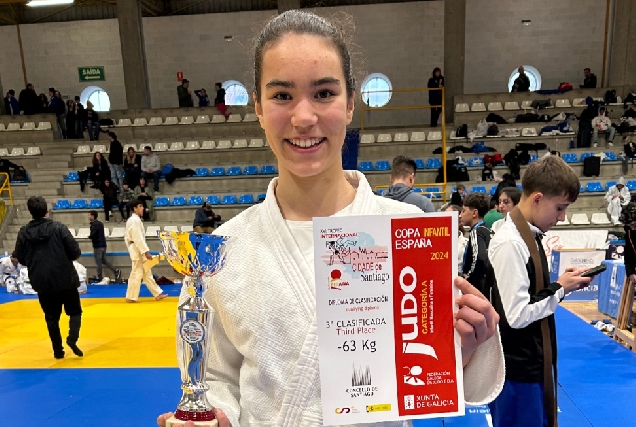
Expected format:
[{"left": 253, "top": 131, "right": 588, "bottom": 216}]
[{"left": 0, "top": 0, "right": 635, "bottom": 426}]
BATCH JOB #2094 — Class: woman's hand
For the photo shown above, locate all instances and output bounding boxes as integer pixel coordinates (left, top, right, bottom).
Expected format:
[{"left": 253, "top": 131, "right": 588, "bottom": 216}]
[
  {"left": 157, "top": 408, "right": 232, "bottom": 426},
  {"left": 453, "top": 277, "right": 499, "bottom": 367}
]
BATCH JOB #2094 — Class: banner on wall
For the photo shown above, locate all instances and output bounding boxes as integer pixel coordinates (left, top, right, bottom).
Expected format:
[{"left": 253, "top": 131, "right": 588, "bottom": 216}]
[
  {"left": 550, "top": 249, "right": 607, "bottom": 301},
  {"left": 542, "top": 229, "right": 608, "bottom": 264}
]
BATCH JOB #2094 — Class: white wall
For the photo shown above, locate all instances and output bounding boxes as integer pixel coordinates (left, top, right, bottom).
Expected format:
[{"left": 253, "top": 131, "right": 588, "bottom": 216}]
[{"left": 464, "top": 0, "right": 606, "bottom": 94}]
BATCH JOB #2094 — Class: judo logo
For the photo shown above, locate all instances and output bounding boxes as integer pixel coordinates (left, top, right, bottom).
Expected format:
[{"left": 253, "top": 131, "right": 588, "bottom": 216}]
[
  {"left": 329, "top": 269, "right": 349, "bottom": 290},
  {"left": 404, "top": 395, "right": 415, "bottom": 410},
  {"left": 403, "top": 366, "right": 425, "bottom": 386},
  {"left": 335, "top": 407, "right": 359, "bottom": 414},
  {"left": 180, "top": 320, "right": 205, "bottom": 344}
]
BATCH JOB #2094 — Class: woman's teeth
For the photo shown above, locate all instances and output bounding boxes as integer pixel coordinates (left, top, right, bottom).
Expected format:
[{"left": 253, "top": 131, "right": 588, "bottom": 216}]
[{"left": 287, "top": 138, "right": 324, "bottom": 148}]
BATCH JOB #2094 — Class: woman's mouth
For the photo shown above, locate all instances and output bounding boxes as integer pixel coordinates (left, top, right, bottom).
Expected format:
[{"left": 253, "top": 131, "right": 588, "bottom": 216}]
[{"left": 285, "top": 137, "right": 326, "bottom": 149}]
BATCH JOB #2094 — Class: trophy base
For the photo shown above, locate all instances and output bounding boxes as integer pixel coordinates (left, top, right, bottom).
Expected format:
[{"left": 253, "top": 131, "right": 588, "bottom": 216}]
[{"left": 166, "top": 416, "right": 218, "bottom": 427}]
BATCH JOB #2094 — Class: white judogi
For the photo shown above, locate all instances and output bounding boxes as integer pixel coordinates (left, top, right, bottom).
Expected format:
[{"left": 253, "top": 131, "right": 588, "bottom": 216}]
[
  {"left": 179, "top": 171, "right": 505, "bottom": 427},
  {"left": 605, "top": 183, "right": 631, "bottom": 224},
  {"left": 16, "top": 268, "right": 36, "bottom": 294},
  {"left": 124, "top": 213, "right": 163, "bottom": 300},
  {"left": 1, "top": 257, "right": 23, "bottom": 293},
  {"left": 74, "top": 260, "right": 88, "bottom": 294},
  {"left": 457, "top": 233, "right": 468, "bottom": 273}
]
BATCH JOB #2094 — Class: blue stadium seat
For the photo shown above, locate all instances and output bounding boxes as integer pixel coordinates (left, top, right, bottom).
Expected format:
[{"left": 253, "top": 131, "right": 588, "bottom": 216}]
[
  {"left": 605, "top": 181, "right": 617, "bottom": 191},
  {"left": 71, "top": 200, "right": 88, "bottom": 209},
  {"left": 586, "top": 182, "right": 603, "bottom": 193},
  {"left": 468, "top": 157, "right": 483, "bottom": 167},
  {"left": 414, "top": 159, "right": 425, "bottom": 170},
  {"left": 562, "top": 153, "right": 578, "bottom": 163},
  {"left": 257, "top": 193, "right": 266, "bottom": 202},
  {"left": 376, "top": 189, "right": 387, "bottom": 196},
  {"left": 517, "top": 184, "right": 523, "bottom": 191},
  {"left": 12, "top": 173, "right": 29, "bottom": 183},
  {"left": 374, "top": 160, "right": 391, "bottom": 171},
  {"left": 529, "top": 154, "right": 539, "bottom": 163},
  {"left": 53, "top": 199, "right": 71, "bottom": 210},
  {"left": 358, "top": 161, "right": 373, "bottom": 171},
  {"left": 239, "top": 194, "right": 254, "bottom": 204},
  {"left": 89, "top": 199, "right": 104, "bottom": 209},
  {"left": 243, "top": 165, "right": 258, "bottom": 175},
  {"left": 579, "top": 184, "right": 585, "bottom": 193},
  {"left": 195, "top": 167, "right": 209, "bottom": 177},
  {"left": 627, "top": 181, "right": 636, "bottom": 192},
  {"left": 206, "top": 195, "right": 220, "bottom": 205},
  {"left": 604, "top": 152, "right": 618, "bottom": 161},
  {"left": 426, "top": 187, "right": 441, "bottom": 198},
  {"left": 580, "top": 152, "right": 594, "bottom": 161},
  {"left": 260, "top": 165, "right": 276, "bottom": 175},
  {"left": 471, "top": 186, "right": 487, "bottom": 194},
  {"left": 222, "top": 195, "right": 237, "bottom": 205},
  {"left": 210, "top": 167, "right": 225, "bottom": 176},
  {"left": 64, "top": 172, "right": 79, "bottom": 182},
  {"left": 490, "top": 186, "right": 497, "bottom": 196},
  {"left": 227, "top": 166, "right": 242, "bottom": 176},
  {"left": 153, "top": 197, "right": 170, "bottom": 207},
  {"left": 413, "top": 187, "right": 423, "bottom": 193},
  {"left": 171, "top": 196, "right": 187, "bottom": 206},
  {"left": 426, "top": 158, "right": 442, "bottom": 169},
  {"left": 188, "top": 195, "right": 203, "bottom": 205}
]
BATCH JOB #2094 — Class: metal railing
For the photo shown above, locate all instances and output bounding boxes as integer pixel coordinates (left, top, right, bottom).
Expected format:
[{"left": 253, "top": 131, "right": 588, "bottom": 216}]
[{"left": 0, "top": 173, "right": 13, "bottom": 207}]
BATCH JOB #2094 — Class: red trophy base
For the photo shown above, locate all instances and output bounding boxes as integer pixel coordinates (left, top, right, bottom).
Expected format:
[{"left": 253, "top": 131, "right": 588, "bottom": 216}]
[{"left": 166, "top": 410, "right": 218, "bottom": 427}]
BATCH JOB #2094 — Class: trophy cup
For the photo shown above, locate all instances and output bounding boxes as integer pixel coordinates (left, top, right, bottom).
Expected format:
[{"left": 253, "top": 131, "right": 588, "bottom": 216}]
[{"left": 159, "top": 231, "right": 228, "bottom": 427}]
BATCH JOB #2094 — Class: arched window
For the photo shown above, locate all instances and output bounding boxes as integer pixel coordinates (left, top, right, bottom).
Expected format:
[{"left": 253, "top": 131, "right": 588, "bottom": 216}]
[
  {"left": 80, "top": 85, "right": 110, "bottom": 111},
  {"left": 361, "top": 73, "right": 392, "bottom": 107},
  {"left": 508, "top": 66, "right": 542, "bottom": 92},
  {"left": 222, "top": 80, "right": 249, "bottom": 106}
]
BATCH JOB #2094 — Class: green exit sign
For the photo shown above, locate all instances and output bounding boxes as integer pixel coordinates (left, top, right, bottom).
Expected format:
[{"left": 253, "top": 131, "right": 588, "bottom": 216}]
[{"left": 78, "top": 66, "right": 105, "bottom": 82}]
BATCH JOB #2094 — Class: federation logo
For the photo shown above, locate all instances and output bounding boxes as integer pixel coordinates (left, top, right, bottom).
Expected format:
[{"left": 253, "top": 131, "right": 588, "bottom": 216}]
[
  {"left": 180, "top": 320, "right": 205, "bottom": 344},
  {"left": 329, "top": 269, "right": 349, "bottom": 290}
]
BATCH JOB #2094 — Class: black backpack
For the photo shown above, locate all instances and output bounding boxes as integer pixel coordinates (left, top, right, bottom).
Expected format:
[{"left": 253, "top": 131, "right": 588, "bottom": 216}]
[
  {"left": 604, "top": 89, "right": 618, "bottom": 104},
  {"left": 625, "top": 141, "right": 636, "bottom": 159},
  {"left": 456, "top": 124, "right": 468, "bottom": 138},
  {"left": 487, "top": 124, "right": 499, "bottom": 136}
]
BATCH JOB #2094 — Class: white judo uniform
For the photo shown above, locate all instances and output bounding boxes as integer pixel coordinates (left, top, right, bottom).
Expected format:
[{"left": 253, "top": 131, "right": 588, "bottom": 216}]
[
  {"left": 179, "top": 171, "right": 505, "bottom": 427},
  {"left": 16, "top": 268, "right": 37, "bottom": 294},
  {"left": 124, "top": 213, "right": 163, "bottom": 300},
  {"left": 74, "top": 260, "right": 88, "bottom": 294},
  {"left": 605, "top": 182, "right": 631, "bottom": 224},
  {"left": 1, "top": 256, "right": 25, "bottom": 293}
]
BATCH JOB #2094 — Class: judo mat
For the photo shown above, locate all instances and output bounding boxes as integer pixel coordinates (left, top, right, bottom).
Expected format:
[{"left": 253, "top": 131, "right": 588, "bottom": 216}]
[{"left": 1, "top": 285, "right": 635, "bottom": 427}]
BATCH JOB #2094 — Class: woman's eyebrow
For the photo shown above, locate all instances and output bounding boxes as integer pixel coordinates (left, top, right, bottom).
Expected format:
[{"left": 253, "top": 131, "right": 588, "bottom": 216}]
[
  {"left": 265, "top": 77, "right": 341, "bottom": 89},
  {"left": 312, "top": 77, "right": 340, "bottom": 86}
]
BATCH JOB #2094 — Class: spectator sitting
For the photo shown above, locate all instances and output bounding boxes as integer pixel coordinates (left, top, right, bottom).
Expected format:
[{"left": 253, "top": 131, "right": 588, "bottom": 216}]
[
  {"left": 195, "top": 88, "right": 211, "bottom": 107},
  {"left": 450, "top": 184, "right": 467, "bottom": 207},
  {"left": 177, "top": 79, "right": 194, "bottom": 108},
  {"left": 118, "top": 181, "right": 134, "bottom": 220},
  {"left": 491, "top": 187, "right": 521, "bottom": 233},
  {"left": 580, "top": 68, "right": 597, "bottom": 89},
  {"left": 101, "top": 179, "right": 119, "bottom": 222},
  {"left": 5, "top": 90, "right": 20, "bottom": 115},
  {"left": 511, "top": 66, "right": 530, "bottom": 92},
  {"left": 592, "top": 106, "right": 615, "bottom": 147},
  {"left": 90, "top": 152, "right": 110, "bottom": 189},
  {"left": 383, "top": 155, "right": 435, "bottom": 212},
  {"left": 124, "top": 147, "right": 142, "bottom": 189},
  {"left": 0, "top": 252, "right": 23, "bottom": 293},
  {"left": 606, "top": 177, "right": 631, "bottom": 225},
  {"left": 214, "top": 82, "right": 230, "bottom": 118},
  {"left": 193, "top": 202, "right": 221, "bottom": 233},
  {"left": 141, "top": 146, "right": 161, "bottom": 192},
  {"left": 0, "top": 156, "right": 23, "bottom": 183},
  {"left": 483, "top": 198, "right": 504, "bottom": 228},
  {"left": 18, "top": 83, "right": 39, "bottom": 116},
  {"left": 85, "top": 101, "right": 100, "bottom": 141},
  {"left": 133, "top": 176, "right": 155, "bottom": 221}
]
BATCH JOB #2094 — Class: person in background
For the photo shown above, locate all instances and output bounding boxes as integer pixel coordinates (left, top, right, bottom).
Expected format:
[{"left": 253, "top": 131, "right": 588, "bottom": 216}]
[
  {"left": 89, "top": 152, "right": 110, "bottom": 189},
  {"left": 18, "top": 83, "right": 39, "bottom": 115},
  {"left": 3, "top": 92, "right": 10, "bottom": 115},
  {"left": 491, "top": 187, "right": 522, "bottom": 234},
  {"left": 101, "top": 179, "right": 119, "bottom": 222},
  {"left": 0, "top": 156, "right": 23, "bottom": 182},
  {"left": 133, "top": 176, "right": 155, "bottom": 221},
  {"left": 85, "top": 101, "right": 100, "bottom": 141},
  {"left": 427, "top": 67, "right": 444, "bottom": 127},
  {"left": 484, "top": 198, "right": 504, "bottom": 228},
  {"left": 195, "top": 88, "right": 211, "bottom": 107},
  {"left": 383, "top": 155, "right": 435, "bottom": 212},
  {"left": 0, "top": 252, "right": 23, "bottom": 293},
  {"left": 73, "top": 96, "right": 85, "bottom": 139},
  {"left": 15, "top": 196, "right": 83, "bottom": 359},
  {"left": 107, "top": 131, "right": 124, "bottom": 190},
  {"left": 141, "top": 146, "right": 161, "bottom": 192},
  {"left": 65, "top": 100, "right": 77, "bottom": 139},
  {"left": 592, "top": 106, "right": 615, "bottom": 148},
  {"left": 445, "top": 204, "right": 468, "bottom": 273},
  {"left": 620, "top": 202, "right": 636, "bottom": 287},
  {"left": 177, "top": 79, "right": 194, "bottom": 108},
  {"left": 118, "top": 181, "right": 134, "bottom": 220},
  {"left": 580, "top": 68, "right": 597, "bottom": 89},
  {"left": 124, "top": 147, "right": 142, "bottom": 189},
  {"left": 88, "top": 210, "right": 120, "bottom": 282},
  {"left": 38, "top": 93, "right": 49, "bottom": 114},
  {"left": 605, "top": 177, "right": 631, "bottom": 225},
  {"left": 460, "top": 192, "right": 492, "bottom": 297},
  {"left": 214, "top": 82, "right": 230, "bottom": 118},
  {"left": 511, "top": 66, "right": 530, "bottom": 92},
  {"left": 5, "top": 90, "right": 20, "bottom": 115},
  {"left": 193, "top": 202, "right": 221, "bottom": 233},
  {"left": 492, "top": 173, "right": 516, "bottom": 205},
  {"left": 450, "top": 184, "right": 467, "bottom": 206},
  {"left": 51, "top": 90, "right": 67, "bottom": 139},
  {"left": 74, "top": 261, "right": 88, "bottom": 294}
]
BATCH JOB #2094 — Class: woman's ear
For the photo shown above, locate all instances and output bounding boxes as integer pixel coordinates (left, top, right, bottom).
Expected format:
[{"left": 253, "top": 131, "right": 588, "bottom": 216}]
[
  {"left": 254, "top": 92, "right": 263, "bottom": 118},
  {"left": 346, "top": 92, "right": 355, "bottom": 125}
]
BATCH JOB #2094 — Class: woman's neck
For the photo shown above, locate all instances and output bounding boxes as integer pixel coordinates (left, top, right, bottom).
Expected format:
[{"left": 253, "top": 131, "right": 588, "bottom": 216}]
[{"left": 275, "top": 168, "right": 356, "bottom": 221}]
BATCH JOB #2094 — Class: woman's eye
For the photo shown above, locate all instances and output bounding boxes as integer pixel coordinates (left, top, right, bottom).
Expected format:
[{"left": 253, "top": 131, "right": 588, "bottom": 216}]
[
  {"left": 316, "top": 90, "right": 335, "bottom": 99},
  {"left": 273, "top": 93, "right": 292, "bottom": 101}
]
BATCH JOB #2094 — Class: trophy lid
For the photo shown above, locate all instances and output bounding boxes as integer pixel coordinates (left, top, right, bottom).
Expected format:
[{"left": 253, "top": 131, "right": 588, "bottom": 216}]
[{"left": 159, "top": 231, "right": 228, "bottom": 277}]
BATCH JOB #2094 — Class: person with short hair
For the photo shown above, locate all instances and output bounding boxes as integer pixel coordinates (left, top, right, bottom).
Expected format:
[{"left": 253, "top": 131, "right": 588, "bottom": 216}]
[
  {"left": 141, "top": 146, "right": 161, "bottom": 192},
  {"left": 460, "top": 192, "right": 492, "bottom": 297},
  {"left": 88, "top": 209, "right": 121, "bottom": 282},
  {"left": 0, "top": 251, "right": 23, "bottom": 293},
  {"left": 214, "top": 82, "right": 230, "bottom": 118},
  {"left": 18, "top": 83, "right": 39, "bottom": 115},
  {"left": 383, "top": 155, "right": 435, "bottom": 212},
  {"left": 605, "top": 177, "right": 631, "bottom": 225},
  {"left": 580, "top": 68, "right": 597, "bottom": 89},
  {"left": 450, "top": 184, "right": 467, "bottom": 206},
  {"left": 124, "top": 199, "right": 167, "bottom": 303},
  {"left": 511, "top": 66, "right": 530, "bottom": 92},
  {"left": 85, "top": 101, "right": 100, "bottom": 141},
  {"left": 592, "top": 106, "right": 615, "bottom": 147},
  {"left": 488, "top": 156, "right": 591, "bottom": 427},
  {"left": 491, "top": 187, "right": 522, "bottom": 233},
  {"left": 193, "top": 202, "right": 221, "bottom": 233},
  {"left": 178, "top": 79, "right": 194, "bottom": 107},
  {"left": 195, "top": 88, "right": 211, "bottom": 107},
  {"left": 118, "top": 181, "right": 134, "bottom": 220},
  {"left": 483, "top": 198, "right": 504, "bottom": 228},
  {"left": 5, "top": 90, "right": 19, "bottom": 115},
  {"left": 14, "top": 196, "right": 84, "bottom": 359}
]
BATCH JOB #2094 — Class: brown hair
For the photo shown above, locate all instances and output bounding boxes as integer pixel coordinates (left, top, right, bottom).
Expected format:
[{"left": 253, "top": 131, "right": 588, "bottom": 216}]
[
  {"left": 391, "top": 155, "right": 417, "bottom": 180},
  {"left": 456, "top": 184, "right": 465, "bottom": 191},
  {"left": 521, "top": 156, "right": 579, "bottom": 202},
  {"left": 500, "top": 187, "right": 522, "bottom": 206},
  {"left": 463, "top": 193, "right": 490, "bottom": 218}
]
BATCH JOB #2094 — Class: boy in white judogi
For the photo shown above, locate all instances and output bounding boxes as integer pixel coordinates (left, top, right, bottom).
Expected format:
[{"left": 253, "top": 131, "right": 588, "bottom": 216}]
[
  {"left": 16, "top": 268, "right": 37, "bottom": 294},
  {"left": 606, "top": 177, "right": 631, "bottom": 224},
  {"left": 124, "top": 199, "right": 167, "bottom": 303},
  {"left": 1, "top": 252, "right": 23, "bottom": 293}
]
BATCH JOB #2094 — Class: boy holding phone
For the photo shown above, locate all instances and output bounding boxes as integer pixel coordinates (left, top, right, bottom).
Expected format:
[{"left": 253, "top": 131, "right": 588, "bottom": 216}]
[{"left": 488, "top": 156, "right": 591, "bottom": 427}]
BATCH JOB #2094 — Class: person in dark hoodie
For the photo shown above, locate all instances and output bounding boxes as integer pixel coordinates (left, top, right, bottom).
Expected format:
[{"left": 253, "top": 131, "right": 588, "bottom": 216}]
[
  {"left": 383, "top": 156, "right": 435, "bottom": 212},
  {"left": 14, "top": 196, "right": 83, "bottom": 359},
  {"left": 107, "top": 131, "right": 124, "bottom": 190},
  {"left": 88, "top": 210, "right": 120, "bottom": 282},
  {"left": 193, "top": 202, "right": 222, "bottom": 233},
  {"left": 427, "top": 67, "right": 444, "bottom": 127},
  {"left": 580, "top": 68, "right": 597, "bottom": 89}
]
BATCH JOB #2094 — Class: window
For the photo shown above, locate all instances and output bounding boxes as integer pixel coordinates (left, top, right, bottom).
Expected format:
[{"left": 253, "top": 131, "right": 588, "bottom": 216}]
[
  {"left": 508, "top": 66, "right": 542, "bottom": 92},
  {"left": 222, "top": 80, "right": 249, "bottom": 106},
  {"left": 361, "top": 73, "right": 392, "bottom": 107},
  {"left": 80, "top": 85, "right": 110, "bottom": 112}
]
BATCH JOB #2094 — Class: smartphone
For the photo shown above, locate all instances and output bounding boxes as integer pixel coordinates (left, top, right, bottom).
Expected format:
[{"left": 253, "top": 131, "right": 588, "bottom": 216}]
[{"left": 580, "top": 264, "right": 607, "bottom": 278}]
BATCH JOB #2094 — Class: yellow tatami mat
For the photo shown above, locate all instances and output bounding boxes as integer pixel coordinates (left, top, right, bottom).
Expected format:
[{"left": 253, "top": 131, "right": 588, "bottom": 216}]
[{"left": 0, "top": 297, "right": 179, "bottom": 368}]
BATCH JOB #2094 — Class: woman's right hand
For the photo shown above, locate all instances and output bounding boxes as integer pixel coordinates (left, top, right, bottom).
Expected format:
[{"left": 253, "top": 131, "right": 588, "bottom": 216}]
[{"left": 157, "top": 408, "right": 232, "bottom": 426}]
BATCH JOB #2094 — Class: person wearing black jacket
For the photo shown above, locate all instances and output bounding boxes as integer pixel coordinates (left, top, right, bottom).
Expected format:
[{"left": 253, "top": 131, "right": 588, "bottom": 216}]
[
  {"left": 214, "top": 82, "right": 230, "bottom": 118},
  {"left": 88, "top": 210, "right": 120, "bottom": 282},
  {"left": 427, "top": 67, "right": 444, "bottom": 127},
  {"left": 619, "top": 202, "right": 636, "bottom": 285},
  {"left": 101, "top": 179, "right": 119, "bottom": 222},
  {"left": 85, "top": 102, "right": 100, "bottom": 141},
  {"left": 14, "top": 196, "right": 83, "bottom": 359},
  {"left": 511, "top": 66, "right": 530, "bottom": 92},
  {"left": 580, "top": 68, "right": 597, "bottom": 89},
  {"left": 492, "top": 173, "right": 517, "bottom": 205},
  {"left": 124, "top": 147, "right": 142, "bottom": 189},
  {"left": 18, "top": 83, "right": 39, "bottom": 115},
  {"left": 107, "top": 131, "right": 124, "bottom": 190},
  {"left": 459, "top": 193, "right": 492, "bottom": 296}
]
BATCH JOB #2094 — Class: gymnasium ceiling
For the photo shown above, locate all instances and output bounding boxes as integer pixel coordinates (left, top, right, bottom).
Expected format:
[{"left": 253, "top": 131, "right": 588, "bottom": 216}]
[{"left": 0, "top": 0, "right": 429, "bottom": 25}]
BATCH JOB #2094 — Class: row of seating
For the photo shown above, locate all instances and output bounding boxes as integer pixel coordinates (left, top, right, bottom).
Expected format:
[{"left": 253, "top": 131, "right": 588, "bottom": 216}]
[
  {"left": 0, "top": 122, "right": 51, "bottom": 132},
  {"left": 0, "top": 146, "right": 41, "bottom": 156},
  {"left": 70, "top": 224, "right": 195, "bottom": 239},
  {"left": 52, "top": 193, "right": 266, "bottom": 210},
  {"left": 557, "top": 212, "right": 613, "bottom": 226},
  {"left": 454, "top": 98, "right": 603, "bottom": 113},
  {"left": 112, "top": 113, "right": 256, "bottom": 127},
  {"left": 75, "top": 138, "right": 266, "bottom": 154},
  {"left": 360, "top": 127, "right": 566, "bottom": 144},
  {"left": 562, "top": 152, "right": 618, "bottom": 163}
]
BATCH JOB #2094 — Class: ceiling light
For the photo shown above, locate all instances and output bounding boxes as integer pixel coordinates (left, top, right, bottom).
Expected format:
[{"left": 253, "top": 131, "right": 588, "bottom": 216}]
[{"left": 27, "top": 0, "right": 74, "bottom": 7}]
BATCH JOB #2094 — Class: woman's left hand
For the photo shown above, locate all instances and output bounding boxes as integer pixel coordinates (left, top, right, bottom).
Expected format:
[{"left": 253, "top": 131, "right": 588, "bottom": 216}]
[{"left": 453, "top": 277, "right": 499, "bottom": 366}]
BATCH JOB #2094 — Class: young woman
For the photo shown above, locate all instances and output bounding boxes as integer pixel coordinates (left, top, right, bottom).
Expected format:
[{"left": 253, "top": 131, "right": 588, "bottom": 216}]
[
  {"left": 491, "top": 187, "right": 522, "bottom": 234},
  {"left": 123, "top": 147, "right": 142, "bottom": 189},
  {"left": 133, "top": 176, "right": 154, "bottom": 221},
  {"left": 101, "top": 179, "right": 119, "bottom": 222},
  {"left": 89, "top": 152, "right": 110, "bottom": 189},
  {"left": 158, "top": 10, "right": 503, "bottom": 427}
]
